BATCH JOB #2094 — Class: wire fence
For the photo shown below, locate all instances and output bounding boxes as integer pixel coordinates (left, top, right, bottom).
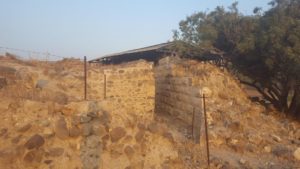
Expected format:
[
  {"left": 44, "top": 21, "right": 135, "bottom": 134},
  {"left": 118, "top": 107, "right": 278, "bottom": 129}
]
[
  {"left": 0, "top": 46, "right": 80, "bottom": 61},
  {"left": 0, "top": 46, "right": 88, "bottom": 103}
]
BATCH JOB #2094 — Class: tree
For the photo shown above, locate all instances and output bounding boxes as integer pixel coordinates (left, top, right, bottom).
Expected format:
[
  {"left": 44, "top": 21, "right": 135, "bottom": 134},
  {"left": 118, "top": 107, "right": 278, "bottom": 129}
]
[{"left": 174, "top": 1, "right": 300, "bottom": 119}]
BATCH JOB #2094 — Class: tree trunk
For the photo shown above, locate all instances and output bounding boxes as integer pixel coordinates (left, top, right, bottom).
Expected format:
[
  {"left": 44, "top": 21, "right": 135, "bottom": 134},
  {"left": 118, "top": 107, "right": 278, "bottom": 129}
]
[
  {"left": 279, "top": 87, "right": 289, "bottom": 113},
  {"left": 288, "top": 88, "right": 300, "bottom": 119}
]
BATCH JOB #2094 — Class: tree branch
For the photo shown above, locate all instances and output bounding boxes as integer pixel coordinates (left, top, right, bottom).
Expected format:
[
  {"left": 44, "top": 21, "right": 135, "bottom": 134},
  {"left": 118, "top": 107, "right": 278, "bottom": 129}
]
[{"left": 240, "top": 80, "right": 277, "bottom": 104}]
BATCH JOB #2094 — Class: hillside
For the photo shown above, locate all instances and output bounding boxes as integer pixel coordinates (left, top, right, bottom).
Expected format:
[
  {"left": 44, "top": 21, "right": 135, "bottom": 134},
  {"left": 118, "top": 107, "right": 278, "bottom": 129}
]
[{"left": 0, "top": 55, "right": 299, "bottom": 169}]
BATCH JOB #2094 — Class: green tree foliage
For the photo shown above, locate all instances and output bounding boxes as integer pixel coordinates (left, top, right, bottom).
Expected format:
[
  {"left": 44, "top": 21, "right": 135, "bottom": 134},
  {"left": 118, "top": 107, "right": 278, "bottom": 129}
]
[{"left": 174, "top": 0, "right": 300, "bottom": 119}]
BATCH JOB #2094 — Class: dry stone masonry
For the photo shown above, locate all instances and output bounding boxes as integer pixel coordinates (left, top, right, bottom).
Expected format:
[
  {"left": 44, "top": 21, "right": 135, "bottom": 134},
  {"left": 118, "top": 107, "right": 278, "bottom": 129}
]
[
  {"left": 89, "top": 61, "right": 155, "bottom": 117},
  {"left": 155, "top": 57, "right": 204, "bottom": 142},
  {"left": 90, "top": 57, "right": 205, "bottom": 143}
]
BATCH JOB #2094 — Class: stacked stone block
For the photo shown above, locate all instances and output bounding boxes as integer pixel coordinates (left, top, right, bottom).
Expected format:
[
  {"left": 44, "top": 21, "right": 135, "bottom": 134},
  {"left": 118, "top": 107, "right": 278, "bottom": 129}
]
[
  {"left": 155, "top": 57, "right": 203, "bottom": 125},
  {"left": 89, "top": 61, "right": 155, "bottom": 116}
]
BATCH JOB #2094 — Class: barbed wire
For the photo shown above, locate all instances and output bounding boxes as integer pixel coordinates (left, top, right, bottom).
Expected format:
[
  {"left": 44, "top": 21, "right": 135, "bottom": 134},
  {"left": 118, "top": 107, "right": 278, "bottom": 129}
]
[{"left": 0, "top": 46, "right": 68, "bottom": 60}]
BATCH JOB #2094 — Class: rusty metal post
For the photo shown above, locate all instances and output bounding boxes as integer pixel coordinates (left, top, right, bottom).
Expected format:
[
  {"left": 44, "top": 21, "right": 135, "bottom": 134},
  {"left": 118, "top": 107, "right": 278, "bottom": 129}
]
[
  {"left": 192, "top": 107, "right": 195, "bottom": 139},
  {"left": 84, "top": 56, "right": 87, "bottom": 100},
  {"left": 103, "top": 74, "right": 106, "bottom": 99},
  {"left": 203, "top": 94, "right": 210, "bottom": 168}
]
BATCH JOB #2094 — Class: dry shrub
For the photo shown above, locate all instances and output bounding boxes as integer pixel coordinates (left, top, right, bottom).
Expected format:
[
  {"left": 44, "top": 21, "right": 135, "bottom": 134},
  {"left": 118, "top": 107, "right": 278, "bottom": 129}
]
[
  {"left": 4, "top": 53, "right": 34, "bottom": 66},
  {"left": 54, "top": 64, "right": 65, "bottom": 74},
  {"left": 43, "top": 68, "right": 49, "bottom": 76},
  {"left": 0, "top": 66, "right": 17, "bottom": 78}
]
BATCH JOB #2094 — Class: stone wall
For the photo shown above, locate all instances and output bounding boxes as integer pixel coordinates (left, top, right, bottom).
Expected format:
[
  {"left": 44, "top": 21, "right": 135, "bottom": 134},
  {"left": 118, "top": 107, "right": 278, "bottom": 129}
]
[
  {"left": 155, "top": 56, "right": 205, "bottom": 142},
  {"left": 88, "top": 68, "right": 105, "bottom": 100},
  {"left": 89, "top": 60, "right": 155, "bottom": 116},
  {"left": 155, "top": 57, "right": 203, "bottom": 124}
]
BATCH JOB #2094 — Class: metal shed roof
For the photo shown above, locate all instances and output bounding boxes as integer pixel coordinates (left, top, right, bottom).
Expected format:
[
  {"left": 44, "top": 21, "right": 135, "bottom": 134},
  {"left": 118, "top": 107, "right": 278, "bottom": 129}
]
[{"left": 89, "top": 42, "right": 173, "bottom": 63}]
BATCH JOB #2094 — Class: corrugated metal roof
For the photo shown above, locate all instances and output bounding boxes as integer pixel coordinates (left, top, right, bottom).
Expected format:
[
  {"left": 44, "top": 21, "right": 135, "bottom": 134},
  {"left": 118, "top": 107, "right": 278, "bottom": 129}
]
[{"left": 89, "top": 42, "right": 173, "bottom": 63}]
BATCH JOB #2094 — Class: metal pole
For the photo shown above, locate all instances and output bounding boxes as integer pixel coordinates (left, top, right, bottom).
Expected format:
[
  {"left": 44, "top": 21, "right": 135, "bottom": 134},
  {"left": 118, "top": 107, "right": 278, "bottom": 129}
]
[
  {"left": 203, "top": 94, "right": 210, "bottom": 168},
  {"left": 103, "top": 74, "right": 106, "bottom": 99},
  {"left": 84, "top": 56, "right": 87, "bottom": 100},
  {"left": 192, "top": 107, "right": 195, "bottom": 139}
]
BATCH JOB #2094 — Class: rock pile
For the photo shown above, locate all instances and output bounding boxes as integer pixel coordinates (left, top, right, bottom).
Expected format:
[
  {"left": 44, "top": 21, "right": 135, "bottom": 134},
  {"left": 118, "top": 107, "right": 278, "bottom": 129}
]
[{"left": 79, "top": 111, "right": 104, "bottom": 169}]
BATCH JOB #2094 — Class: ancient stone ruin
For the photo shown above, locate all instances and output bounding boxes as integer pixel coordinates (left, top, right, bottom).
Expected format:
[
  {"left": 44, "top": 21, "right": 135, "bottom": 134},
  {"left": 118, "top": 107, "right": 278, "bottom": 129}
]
[{"left": 89, "top": 56, "right": 205, "bottom": 143}]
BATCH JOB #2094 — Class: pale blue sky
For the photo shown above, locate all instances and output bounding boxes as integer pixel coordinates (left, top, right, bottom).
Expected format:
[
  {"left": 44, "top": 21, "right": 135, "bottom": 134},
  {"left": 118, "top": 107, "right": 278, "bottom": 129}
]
[{"left": 0, "top": 0, "right": 270, "bottom": 59}]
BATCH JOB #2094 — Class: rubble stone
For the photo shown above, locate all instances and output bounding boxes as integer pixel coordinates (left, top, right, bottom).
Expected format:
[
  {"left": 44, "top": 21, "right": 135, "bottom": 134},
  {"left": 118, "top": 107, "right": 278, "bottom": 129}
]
[
  {"left": 17, "top": 124, "right": 32, "bottom": 133},
  {"left": 24, "top": 134, "right": 45, "bottom": 150},
  {"left": 294, "top": 147, "right": 300, "bottom": 160},
  {"left": 124, "top": 146, "right": 135, "bottom": 159},
  {"left": 55, "top": 117, "right": 69, "bottom": 139},
  {"left": 48, "top": 147, "right": 64, "bottom": 157},
  {"left": 69, "top": 126, "right": 81, "bottom": 138},
  {"left": 110, "top": 127, "right": 126, "bottom": 142},
  {"left": 82, "top": 123, "right": 93, "bottom": 137}
]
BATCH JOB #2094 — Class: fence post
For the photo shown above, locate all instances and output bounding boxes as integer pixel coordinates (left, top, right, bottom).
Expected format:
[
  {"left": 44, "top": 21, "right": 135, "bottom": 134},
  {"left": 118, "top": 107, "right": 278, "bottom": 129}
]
[
  {"left": 203, "top": 94, "right": 210, "bottom": 168},
  {"left": 84, "top": 56, "right": 87, "bottom": 100},
  {"left": 192, "top": 107, "right": 195, "bottom": 139}
]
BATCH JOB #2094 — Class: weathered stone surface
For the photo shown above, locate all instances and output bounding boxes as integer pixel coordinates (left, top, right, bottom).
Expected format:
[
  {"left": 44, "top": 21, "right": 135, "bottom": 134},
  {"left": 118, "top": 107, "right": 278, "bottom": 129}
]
[
  {"left": 24, "top": 134, "right": 45, "bottom": 150},
  {"left": 60, "top": 107, "right": 74, "bottom": 116},
  {"left": 87, "top": 111, "right": 98, "bottom": 118},
  {"left": 228, "top": 143, "right": 245, "bottom": 154},
  {"left": 101, "top": 134, "right": 110, "bottom": 148},
  {"left": 110, "top": 127, "right": 126, "bottom": 142},
  {"left": 11, "top": 134, "right": 22, "bottom": 144},
  {"left": 53, "top": 92, "right": 68, "bottom": 105},
  {"left": 0, "top": 128, "right": 8, "bottom": 137},
  {"left": 272, "top": 145, "right": 292, "bottom": 159},
  {"left": 135, "top": 130, "right": 145, "bottom": 143},
  {"left": 69, "top": 126, "right": 81, "bottom": 138},
  {"left": 43, "top": 128, "right": 55, "bottom": 138},
  {"left": 81, "top": 149, "right": 101, "bottom": 169},
  {"left": 247, "top": 133, "right": 263, "bottom": 145},
  {"left": 16, "top": 145, "right": 26, "bottom": 157},
  {"left": 44, "top": 160, "right": 53, "bottom": 164},
  {"left": 264, "top": 145, "right": 272, "bottom": 153},
  {"left": 294, "top": 147, "right": 300, "bottom": 160},
  {"left": 24, "top": 149, "right": 44, "bottom": 163},
  {"left": 0, "top": 148, "right": 13, "bottom": 158},
  {"left": 123, "top": 135, "right": 133, "bottom": 144},
  {"left": 98, "top": 111, "right": 111, "bottom": 124},
  {"left": 82, "top": 123, "right": 93, "bottom": 137},
  {"left": 55, "top": 117, "right": 69, "bottom": 139},
  {"left": 48, "top": 147, "right": 64, "bottom": 157},
  {"left": 39, "top": 119, "right": 50, "bottom": 127},
  {"left": 80, "top": 134, "right": 101, "bottom": 169},
  {"left": 72, "top": 115, "right": 81, "bottom": 126},
  {"left": 86, "top": 135, "right": 100, "bottom": 148},
  {"left": 92, "top": 124, "right": 106, "bottom": 137},
  {"left": 110, "top": 143, "right": 124, "bottom": 159},
  {"left": 137, "top": 123, "right": 146, "bottom": 130},
  {"left": 23, "top": 151, "right": 36, "bottom": 163},
  {"left": 124, "top": 146, "right": 135, "bottom": 159},
  {"left": 88, "top": 101, "right": 100, "bottom": 113},
  {"left": 131, "top": 160, "right": 144, "bottom": 169},
  {"left": 228, "top": 121, "right": 243, "bottom": 132},
  {"left": 271, "top": 134, "right": 282, "bottom": 142},
  {"left": 80, "top": 115, "right": 92, "bottom": 123},
  {"left": 147, "top": 123, "right": 159, "bottom": 133},
  {"left": 163, "top": 132, "right": 174, "bottom": 142},
  {"left": 36, "top": 79, "right": 48, "bottom": 89},
  {"left": 17, "top": 124, "right": 32, "bottom": 133}
]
